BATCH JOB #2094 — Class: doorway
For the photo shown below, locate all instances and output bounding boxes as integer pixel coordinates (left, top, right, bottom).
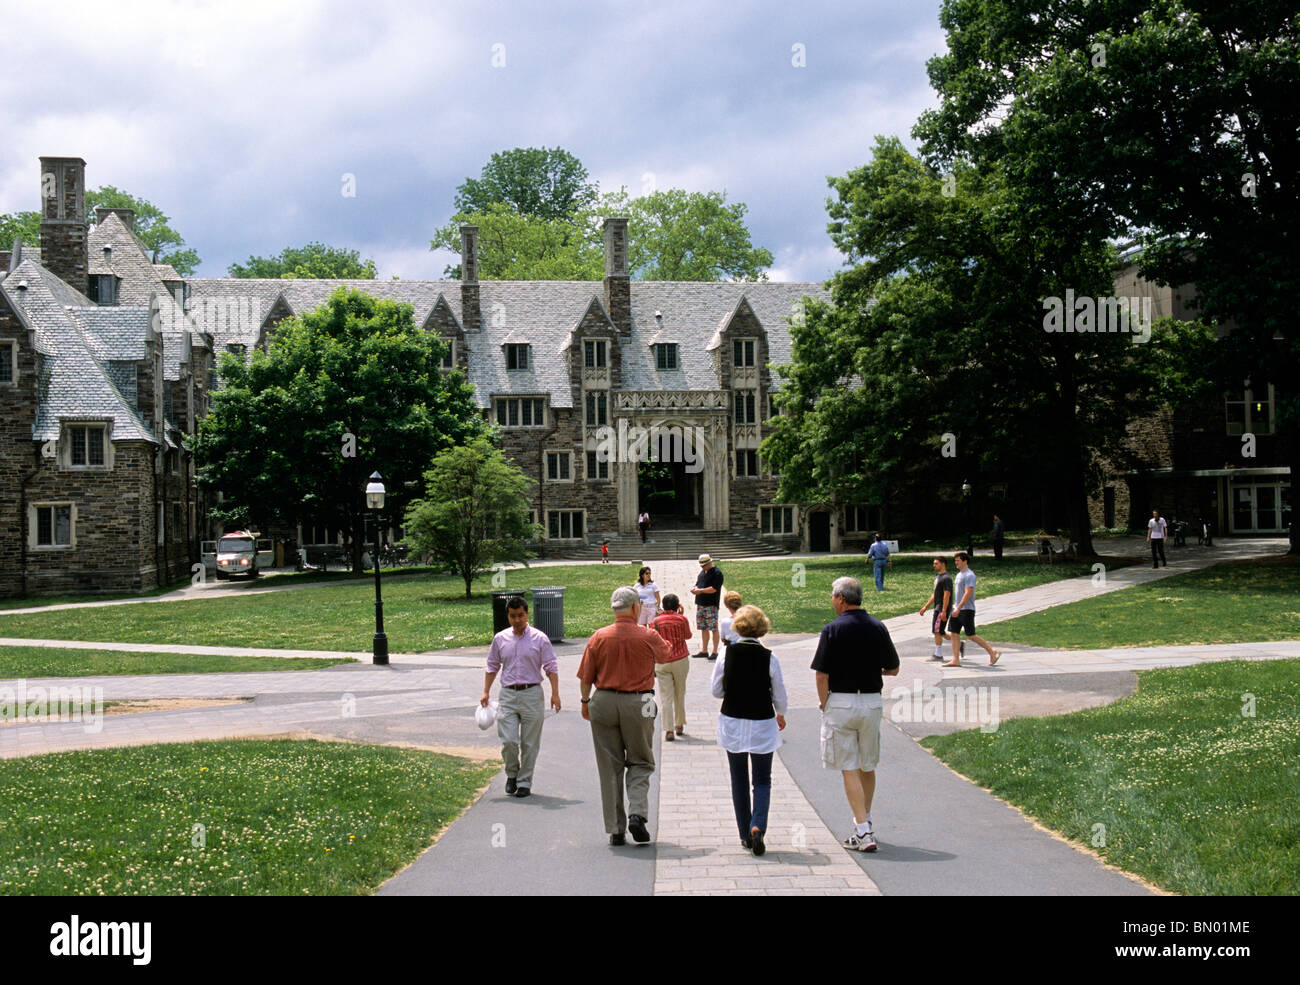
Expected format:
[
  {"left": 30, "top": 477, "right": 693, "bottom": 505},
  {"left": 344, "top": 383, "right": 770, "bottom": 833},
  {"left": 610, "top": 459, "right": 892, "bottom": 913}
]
[{"left": 809, "top": 511, "right": 831, "bottom": 552}]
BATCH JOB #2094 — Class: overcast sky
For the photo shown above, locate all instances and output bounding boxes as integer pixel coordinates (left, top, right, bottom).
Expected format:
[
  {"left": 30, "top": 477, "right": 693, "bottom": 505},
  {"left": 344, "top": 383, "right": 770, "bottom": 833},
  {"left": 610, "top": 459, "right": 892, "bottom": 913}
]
[{"left": 0, "top": 0, "right": 946, "bottom": 282}]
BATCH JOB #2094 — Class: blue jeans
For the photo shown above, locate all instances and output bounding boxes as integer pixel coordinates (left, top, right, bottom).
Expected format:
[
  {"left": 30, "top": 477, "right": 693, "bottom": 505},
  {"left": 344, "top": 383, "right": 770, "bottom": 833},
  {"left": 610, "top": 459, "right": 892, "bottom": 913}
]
[
  {"left": 726, "top": 750, "right": 773, "bottom": 841},
  {"left": 873, "top": 559, "right": 887, "bottom": 591}
]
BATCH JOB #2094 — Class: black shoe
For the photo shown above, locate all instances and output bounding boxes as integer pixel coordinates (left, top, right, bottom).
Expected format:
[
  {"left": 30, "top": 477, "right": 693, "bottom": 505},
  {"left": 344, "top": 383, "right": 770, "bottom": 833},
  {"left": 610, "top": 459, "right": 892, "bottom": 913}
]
[
  {"left": 707, "top": 653, "right": 717, "bottom": 661},
  {"left": 750, "top": 829, "right": 766, "bottom": 857},
  {"left": 692, "top": 651, "right": 708, "bottom": 659},
  {"left": 505, "top": 777, "right": 517, "bottom": 795},
  {"left": 515, "top": 786, "right": 531, "bottom": 798},
  {"left": 741, "top": 838, "right": 752, "bottom": 850},
  {"left": 628, "top": 814, "right": 650, "bottom": 843},
  {"left": 610, "top": 833, "right": 626, "bottom": 846}
]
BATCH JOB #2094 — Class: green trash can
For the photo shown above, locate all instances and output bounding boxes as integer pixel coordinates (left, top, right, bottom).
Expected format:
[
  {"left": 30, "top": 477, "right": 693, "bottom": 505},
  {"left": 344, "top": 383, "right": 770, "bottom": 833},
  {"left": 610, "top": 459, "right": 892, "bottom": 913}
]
[
  {"left": 530, "top": 586, "right": 565, "bottom": 642},
  {"left": 491, "top": 590, "right": 522, "bottom": 635}
]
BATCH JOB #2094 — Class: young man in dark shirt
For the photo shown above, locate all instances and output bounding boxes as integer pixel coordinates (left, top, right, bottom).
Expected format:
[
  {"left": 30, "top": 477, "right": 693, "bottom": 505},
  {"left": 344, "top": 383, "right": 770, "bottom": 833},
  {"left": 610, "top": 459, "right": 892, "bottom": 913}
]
[
  {"left": 811, "top": 576, "right": 900, "bottom": 852},
  {"left": 918, "top": 557, "right": 954, "bottom": 660},
  {"left": 690, "top": 553, "right": 725, "bottom": 659}
]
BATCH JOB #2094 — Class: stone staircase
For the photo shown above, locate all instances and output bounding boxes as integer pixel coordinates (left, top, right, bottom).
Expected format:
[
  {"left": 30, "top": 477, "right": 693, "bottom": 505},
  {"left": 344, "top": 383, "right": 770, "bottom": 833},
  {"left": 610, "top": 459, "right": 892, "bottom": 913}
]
[{"left": 556, "top": 529, "right": 791, "bottom": 561}]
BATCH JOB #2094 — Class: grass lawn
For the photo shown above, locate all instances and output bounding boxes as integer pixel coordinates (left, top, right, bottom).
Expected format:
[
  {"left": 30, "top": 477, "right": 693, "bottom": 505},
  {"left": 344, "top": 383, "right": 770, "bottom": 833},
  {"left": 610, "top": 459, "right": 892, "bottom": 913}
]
[
  {"left": 0, "top": 739, "right": 494, "bottom": 895},
  {"left": 0, "top": 557, "right": 1118, "bottom": 652},
  {"left": 982, "top": 556, "right": 1300, "bottom": 648},
  {"left": 924, "top": 658, "right": 1300, "bottom": 895},
  {"left": 0, "top": 648, "right": 355, "bottom": 678}
]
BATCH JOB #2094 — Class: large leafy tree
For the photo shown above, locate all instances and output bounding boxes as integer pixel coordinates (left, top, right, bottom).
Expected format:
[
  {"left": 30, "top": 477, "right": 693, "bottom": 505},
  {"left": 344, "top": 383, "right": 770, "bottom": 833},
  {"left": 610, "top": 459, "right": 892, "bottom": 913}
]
[
  {"left": 762, "top": 137, "right": 1212, "bottom": 554},
  {"left": 403, "top": 435, "right": 539, "bottom": 599},
  {"left": 0, "top": 211, "right": 40, "bottom": 251},
  {"left": 430, "top": 203, "right": 602, "bottom": 280},
  {"left": 86, "top": 186, "right": 200, "bottom": 275},
  {"left": 915, "top": 0, "right": 1300, "bottom": 550},
  {"left": 433, "top": 188, "right": 773, "bottom": 282},
  {"left": 454, "top": 147, "right": 598, "bottom": 221},
  {"left": 228, "top": 242, "right": 378, "bottom": 279},
  {"left": 193, "top": 288, "right": 483, "bottom": 571}
]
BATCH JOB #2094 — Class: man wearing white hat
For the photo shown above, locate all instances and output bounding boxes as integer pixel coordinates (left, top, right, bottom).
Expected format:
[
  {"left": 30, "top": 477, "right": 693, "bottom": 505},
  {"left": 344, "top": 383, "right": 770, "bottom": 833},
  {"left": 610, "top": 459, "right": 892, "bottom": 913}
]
[
  {"left": 481, "top": 595, "right": 561, "bottom": 798},
  {"left": 577, "top": 585, "right": 669, "bottom": 845}
]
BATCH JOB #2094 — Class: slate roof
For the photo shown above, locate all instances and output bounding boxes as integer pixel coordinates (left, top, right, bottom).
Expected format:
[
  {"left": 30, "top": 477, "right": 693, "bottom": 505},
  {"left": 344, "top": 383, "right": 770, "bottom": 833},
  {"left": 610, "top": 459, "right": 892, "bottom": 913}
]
[
  {"left": 0, "top": 258, "right": 156, "bottom": 444},
  {"left": 88, "top": 213, "right": 206, "bottom": 382},
  {"left": 187, "top": 278, "right": 827, "bottom": 410}
]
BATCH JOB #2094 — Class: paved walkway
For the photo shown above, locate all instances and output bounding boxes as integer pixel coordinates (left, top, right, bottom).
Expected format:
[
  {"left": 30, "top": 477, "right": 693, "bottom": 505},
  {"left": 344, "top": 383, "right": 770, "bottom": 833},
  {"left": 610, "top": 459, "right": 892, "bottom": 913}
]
[{"left": 0, "top": 537, "right": 1292, "bottom": 894}]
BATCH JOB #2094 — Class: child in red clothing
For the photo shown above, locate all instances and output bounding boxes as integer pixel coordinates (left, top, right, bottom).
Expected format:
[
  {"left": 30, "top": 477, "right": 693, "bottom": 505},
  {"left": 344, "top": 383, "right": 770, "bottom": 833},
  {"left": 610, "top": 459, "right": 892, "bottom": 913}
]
[{"left": 601, "top": 540, "right": 609, "bottom": 563}]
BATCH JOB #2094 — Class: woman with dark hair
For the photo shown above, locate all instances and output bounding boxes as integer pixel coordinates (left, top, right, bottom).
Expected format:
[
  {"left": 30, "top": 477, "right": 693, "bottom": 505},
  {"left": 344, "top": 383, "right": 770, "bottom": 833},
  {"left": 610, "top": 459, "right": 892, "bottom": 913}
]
[
  {"left": 635, "top": 566, "right": 661, "bottom": 626},
  {"left": 710, "top": 605, "right": 787, "bottom": 856}
]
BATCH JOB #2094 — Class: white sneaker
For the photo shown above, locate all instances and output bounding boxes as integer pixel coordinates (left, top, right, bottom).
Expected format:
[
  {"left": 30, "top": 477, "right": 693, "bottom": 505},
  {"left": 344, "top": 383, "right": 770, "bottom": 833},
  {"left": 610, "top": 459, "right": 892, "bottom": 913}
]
[{"left": 843, "top": 827, "right": 877, "bottom": 853}]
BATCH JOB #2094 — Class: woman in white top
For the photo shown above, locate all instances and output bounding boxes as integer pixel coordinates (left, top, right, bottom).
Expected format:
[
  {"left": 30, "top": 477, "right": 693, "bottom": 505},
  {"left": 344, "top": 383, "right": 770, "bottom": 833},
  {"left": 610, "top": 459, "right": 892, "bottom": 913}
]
[
  {"left": 710, "top": 605, "right": 787, "bottom": 856},
  {"left": 636, "top": 566, "right": 661, "bottom": 626},
  {"left": 719, "top": 590, "right": 742, "bottom": 647}
]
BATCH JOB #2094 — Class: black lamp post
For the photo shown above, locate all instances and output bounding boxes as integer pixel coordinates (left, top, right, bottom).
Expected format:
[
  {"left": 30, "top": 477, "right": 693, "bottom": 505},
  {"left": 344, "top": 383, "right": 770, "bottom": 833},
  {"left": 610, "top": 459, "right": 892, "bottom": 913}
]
[
  {"left": 962, "top": 479, "right": 973, "bottom": 558},
  {"left": 366, "top": 471, "right": 388, "bottom": 665}
]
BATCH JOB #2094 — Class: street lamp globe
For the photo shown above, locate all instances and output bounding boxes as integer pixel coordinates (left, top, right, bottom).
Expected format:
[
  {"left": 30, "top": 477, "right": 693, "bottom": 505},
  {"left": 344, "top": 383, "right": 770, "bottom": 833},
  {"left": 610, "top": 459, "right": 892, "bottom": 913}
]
[{"left": 365, "top": 471, "right": 386, "bottom": 510}]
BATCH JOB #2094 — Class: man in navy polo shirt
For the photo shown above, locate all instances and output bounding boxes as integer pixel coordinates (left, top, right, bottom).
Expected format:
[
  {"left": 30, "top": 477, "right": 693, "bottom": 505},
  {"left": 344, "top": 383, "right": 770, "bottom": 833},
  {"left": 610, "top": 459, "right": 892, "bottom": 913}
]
[{"left": 811, "top": 576, "right": 900, "bottom": 852}]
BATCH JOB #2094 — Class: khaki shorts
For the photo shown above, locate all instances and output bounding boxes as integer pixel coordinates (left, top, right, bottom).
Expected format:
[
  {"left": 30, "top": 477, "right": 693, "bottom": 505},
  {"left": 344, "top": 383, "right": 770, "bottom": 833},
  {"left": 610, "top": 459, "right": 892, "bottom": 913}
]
[{"left": 820, "top": 692, "right": 883, "bottom": 772}]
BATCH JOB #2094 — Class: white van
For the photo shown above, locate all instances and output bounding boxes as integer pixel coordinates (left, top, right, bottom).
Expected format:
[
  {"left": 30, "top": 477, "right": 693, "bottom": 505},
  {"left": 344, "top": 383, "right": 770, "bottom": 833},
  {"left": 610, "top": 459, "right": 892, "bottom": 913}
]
[{"left": 215, "top": 531, "right": 260, "bottom": 580}]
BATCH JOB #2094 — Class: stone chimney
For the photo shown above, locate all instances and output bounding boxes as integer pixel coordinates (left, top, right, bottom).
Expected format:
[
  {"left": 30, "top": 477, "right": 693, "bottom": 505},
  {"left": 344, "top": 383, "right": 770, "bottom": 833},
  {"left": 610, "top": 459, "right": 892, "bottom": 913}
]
[
  {"left": 39, "top": 156, "right": 88, "bottom": 295},
  {"left": 603, "top": 217, "right": 630, "bottom": 334},
  {"left": 460, "top": 224, "right": 480, "bottom": 333},
  {"left": 0, "top": 250, "right": 10, "bottom": 273},
  {"left": 95, "top": 206, "right": 136, "bottom": 232}
]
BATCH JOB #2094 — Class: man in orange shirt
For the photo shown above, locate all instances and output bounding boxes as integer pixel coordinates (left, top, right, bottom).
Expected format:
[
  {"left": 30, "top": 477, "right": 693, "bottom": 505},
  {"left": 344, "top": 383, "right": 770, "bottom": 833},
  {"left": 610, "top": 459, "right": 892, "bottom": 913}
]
[{"left": 578, "top": 585, "right": 670, "bottom": 845}]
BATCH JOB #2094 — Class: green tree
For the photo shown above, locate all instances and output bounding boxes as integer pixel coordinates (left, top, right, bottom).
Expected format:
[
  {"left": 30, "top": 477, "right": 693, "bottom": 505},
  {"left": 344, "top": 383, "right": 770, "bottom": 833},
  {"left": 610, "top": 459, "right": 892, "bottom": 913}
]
[
  {"left": 915, "top": 0, "right": 1300, "bottom": 551},
  {"left": 762, "top": 138, "right": 1212, "bottom": 554},
  {"left": 86, "top": 186, "right": 200, "bottom": 275},
  {"left": 620, "top": 188, "right": 773, "bottom": 281},
  {"left": 228, "top": 242, "right": 378, "bottom": 279},
  {"left": 430, "top": 203, "right": 602, "bottom": 280},
  {"left": 0, "top": 211, "right": 40, "bottom": 251},
  {"left": 454, "top": 147, "right": 598, "bottom": 221},
  {"left": 193, "top": 288, "right": 483, "bottom": 572},
  {"left": 403, "top": 435, "right": 540, "bottom": 599},
  {"left": 434, "top": 190, "right": 773, "bottom": 282}
]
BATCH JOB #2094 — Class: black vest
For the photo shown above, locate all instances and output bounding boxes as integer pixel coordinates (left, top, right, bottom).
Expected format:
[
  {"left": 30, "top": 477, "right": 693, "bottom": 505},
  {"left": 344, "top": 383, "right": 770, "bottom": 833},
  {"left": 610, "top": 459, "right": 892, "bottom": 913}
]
[{"left": 720, "top": 641, "right": 775, "bottom": 720}]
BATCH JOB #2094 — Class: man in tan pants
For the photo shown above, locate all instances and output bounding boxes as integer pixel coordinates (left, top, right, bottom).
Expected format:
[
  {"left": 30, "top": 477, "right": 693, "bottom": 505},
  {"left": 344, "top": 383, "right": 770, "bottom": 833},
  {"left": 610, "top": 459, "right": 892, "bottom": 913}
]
[{"left": 578, "top": 586, "right": 669, "bottom": 846}]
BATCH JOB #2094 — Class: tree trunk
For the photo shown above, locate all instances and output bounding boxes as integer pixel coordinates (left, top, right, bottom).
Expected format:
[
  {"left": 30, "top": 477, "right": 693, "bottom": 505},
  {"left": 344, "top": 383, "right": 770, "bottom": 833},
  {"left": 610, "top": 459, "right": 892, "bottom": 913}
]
[{"left": 464, "top": 572, "right": 473, "bottom": 599}]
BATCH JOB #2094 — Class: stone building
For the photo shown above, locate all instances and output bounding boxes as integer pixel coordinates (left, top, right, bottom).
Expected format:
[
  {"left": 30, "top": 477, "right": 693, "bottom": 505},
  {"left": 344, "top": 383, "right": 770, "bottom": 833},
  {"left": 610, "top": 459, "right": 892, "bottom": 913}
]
[
  {"left": 1089, "top": 250, "right": 1293, "bottom": 539},
  {"left": 0, "top": 157, "right": 211, "bottom": 598},
  {"left": 185, "top": 219, "right": 851, "bottom": 558}
]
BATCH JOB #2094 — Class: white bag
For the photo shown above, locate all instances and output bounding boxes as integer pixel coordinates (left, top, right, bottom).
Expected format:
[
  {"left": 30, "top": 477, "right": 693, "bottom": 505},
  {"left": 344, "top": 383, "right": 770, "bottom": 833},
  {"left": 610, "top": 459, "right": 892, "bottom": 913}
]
[{"left": 475, "top": 702, "right": 497, "bottom": 730}]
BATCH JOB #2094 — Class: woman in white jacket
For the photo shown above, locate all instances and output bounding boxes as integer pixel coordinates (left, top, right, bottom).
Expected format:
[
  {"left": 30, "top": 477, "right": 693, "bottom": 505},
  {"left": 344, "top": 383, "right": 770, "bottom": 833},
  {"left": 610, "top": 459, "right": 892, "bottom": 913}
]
[{"left": 710, "top": 604, "right": 787, "bottom": 856}]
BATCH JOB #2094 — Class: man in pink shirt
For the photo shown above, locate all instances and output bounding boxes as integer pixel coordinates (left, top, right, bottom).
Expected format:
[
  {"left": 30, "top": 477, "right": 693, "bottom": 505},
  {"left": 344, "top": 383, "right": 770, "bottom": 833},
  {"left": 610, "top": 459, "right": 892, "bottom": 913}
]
[{"left": 482, "top": 596, "right": 561, "bottom": 798}]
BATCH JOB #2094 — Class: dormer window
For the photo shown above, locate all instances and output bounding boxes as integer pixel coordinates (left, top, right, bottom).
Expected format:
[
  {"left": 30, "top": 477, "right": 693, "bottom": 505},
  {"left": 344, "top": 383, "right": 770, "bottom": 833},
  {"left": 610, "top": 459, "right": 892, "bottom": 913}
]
[
  {"left": 584, "top": 340, "right": 607, "bottom": 368},
  {"left": 655, "top": 344, "right": 678, "bottom": 370},
  {"left": 505, "top": 344, "right": 531, "bottom": 370},
  {"left": 88, "top": 275, "right": 119, "bottom": 306},
  {"left": 733, "top": 338, "right": 756, "bottom": 367},
  {"left": 66, "top": 424, "right": 108, "bottom": 468}
]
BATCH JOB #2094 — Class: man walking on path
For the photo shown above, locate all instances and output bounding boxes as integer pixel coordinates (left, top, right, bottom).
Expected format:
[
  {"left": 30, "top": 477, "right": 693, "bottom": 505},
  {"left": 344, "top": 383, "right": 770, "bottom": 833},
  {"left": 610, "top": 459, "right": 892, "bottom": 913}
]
[
  {"left": 918, "top": 557, "right": 954, "bottom": 660},
  {"left": 481, "top": 596, "right": 561, "bottom": 798},
  {"left": 991, "top": 514, "right": 1005, "bottom": 561},
  {"left": 1147, "top": 509, "right": 1168, "bottom": 569},
  {"left": 651, "top": 593, "right": 692, "bottom": 741},
  {"left": 944, "top": 552, "right": 1000, "bottom": 667},
  {"left": 691, "top": 553, "right": 724, "bottom": 659},
  {"left": 578, "top": 586, "right": 670, "bottom": 845},
  {"left": 866, "top": 534, "right": 891, "bottom": 591},
  {"left": 812, "top": 577, "right": 899, "bottom": 853}
]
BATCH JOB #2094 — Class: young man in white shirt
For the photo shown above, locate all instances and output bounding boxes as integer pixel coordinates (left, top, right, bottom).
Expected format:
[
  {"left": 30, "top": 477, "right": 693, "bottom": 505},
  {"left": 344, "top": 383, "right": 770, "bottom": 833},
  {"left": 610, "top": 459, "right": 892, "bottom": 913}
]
[{"left": 1147, "top": 509, "right": 1168, "bottom": 569}]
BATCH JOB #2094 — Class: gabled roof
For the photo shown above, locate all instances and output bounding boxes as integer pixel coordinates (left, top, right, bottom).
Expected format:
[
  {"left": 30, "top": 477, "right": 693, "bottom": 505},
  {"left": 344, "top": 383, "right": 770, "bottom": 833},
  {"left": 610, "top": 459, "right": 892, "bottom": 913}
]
[{"left": 0, "top": 257, "right": 156, "bottom": 444}]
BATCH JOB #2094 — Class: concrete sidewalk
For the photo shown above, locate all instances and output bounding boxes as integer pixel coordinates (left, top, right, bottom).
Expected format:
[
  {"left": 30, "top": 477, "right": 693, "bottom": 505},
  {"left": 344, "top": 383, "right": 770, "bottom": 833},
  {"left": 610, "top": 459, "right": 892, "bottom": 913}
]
[{"left": 0, "top": 538, "right": 1291, "bottom": 893}]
